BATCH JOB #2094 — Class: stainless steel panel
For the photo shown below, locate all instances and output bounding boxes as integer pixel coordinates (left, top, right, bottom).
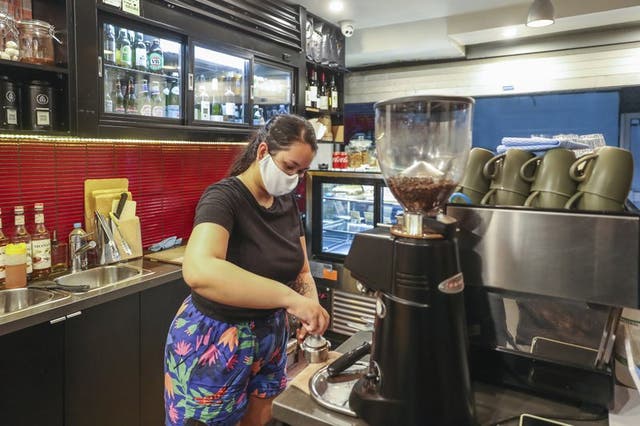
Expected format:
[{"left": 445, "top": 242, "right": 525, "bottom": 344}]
[
  {"left": 331, "top": 290, "right": 376, "bottom": 336},
  {"left": 447, "top": 205, "right": 640, "bottom": 308}
]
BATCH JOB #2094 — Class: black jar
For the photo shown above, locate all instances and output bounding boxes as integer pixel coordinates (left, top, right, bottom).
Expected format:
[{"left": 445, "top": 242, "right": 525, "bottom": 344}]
[
  {"left": 0, "top": 75, "right": 20, "bottom": 130},
  {"left": 24, "top": 80, "right": 54, "bottom": 131}
]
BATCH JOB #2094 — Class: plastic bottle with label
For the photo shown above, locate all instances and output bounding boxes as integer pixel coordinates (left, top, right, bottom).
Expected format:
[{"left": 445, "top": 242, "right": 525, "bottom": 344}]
[
  {"left": 69, "top": 223, "right": 88, "bottom": 272},
  {"left": 4, "top": 243, "right": 27, "bottom": 288},
  {"left": 0, "top": 208, "right": 7, "bottom": 285}
]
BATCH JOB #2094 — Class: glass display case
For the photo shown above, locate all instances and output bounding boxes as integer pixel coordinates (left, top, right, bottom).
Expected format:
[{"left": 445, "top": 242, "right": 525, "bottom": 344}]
[
  {"left": 307, "top": 170, "right": 401, "bottom": 261},
  {"left": 101, "top": 21, "right": 183, "bottom": 119},
  {"left": 193, "top": 45, "right": 249, "bottom": 124},
  {"left": 252, "top": 60, "right": 292, "bottom": 125}
]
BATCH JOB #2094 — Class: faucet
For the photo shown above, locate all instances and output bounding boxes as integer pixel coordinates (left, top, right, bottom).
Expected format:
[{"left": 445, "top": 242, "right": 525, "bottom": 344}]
[
  {"left": 70, "top": 240, "right": 96, "bottom": 273},
  {"left": 94, "top": 211, "right": 122, "bottom": 265}
]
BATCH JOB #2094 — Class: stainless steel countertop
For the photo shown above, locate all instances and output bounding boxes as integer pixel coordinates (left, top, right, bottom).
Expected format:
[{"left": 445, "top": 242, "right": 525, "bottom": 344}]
[
  {"left": 273, "top": 331, "right": 622, "bottom": 426},
  {"left": 0, "top": 258, "right": 183, "bottom": 336}
]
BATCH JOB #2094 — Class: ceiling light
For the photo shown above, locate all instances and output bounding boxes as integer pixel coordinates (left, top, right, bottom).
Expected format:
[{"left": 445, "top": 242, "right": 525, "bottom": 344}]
[
  {"left": 329, "top": 0, "right": 344, "bottom": 13},
  {"left": 526, "top": 0, "right": 555, "bottom": 28}
]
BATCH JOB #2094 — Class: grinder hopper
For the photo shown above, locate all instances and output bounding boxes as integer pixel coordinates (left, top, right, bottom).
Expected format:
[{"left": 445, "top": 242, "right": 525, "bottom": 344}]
[{"left": 375, "top": 95, "right": 473, "bottom": 236}]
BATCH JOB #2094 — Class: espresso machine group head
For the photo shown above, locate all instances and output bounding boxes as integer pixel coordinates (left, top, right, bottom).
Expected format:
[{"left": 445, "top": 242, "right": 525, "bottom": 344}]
[{"left": 344, "top": 95, "right": 476, "bottom": 425}]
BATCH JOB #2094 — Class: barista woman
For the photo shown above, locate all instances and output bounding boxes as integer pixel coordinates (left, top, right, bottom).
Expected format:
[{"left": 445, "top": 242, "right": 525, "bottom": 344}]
[{"left": 164, "top": 114, "right": 330, "bottom": 426}]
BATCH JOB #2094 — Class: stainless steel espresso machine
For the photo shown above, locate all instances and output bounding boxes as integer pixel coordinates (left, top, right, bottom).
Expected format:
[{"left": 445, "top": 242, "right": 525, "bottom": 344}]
[{"left": 344, "top": 95, "right": 476, "bottom": 425}]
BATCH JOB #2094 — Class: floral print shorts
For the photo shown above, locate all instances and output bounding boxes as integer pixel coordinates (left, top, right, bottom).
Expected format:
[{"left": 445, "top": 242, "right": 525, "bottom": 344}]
[{"left": 164, "top": 295, "right": 289, "bottom": 425}]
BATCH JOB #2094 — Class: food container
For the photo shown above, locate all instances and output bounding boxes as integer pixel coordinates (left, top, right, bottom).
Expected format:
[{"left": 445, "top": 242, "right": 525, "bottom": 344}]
[
  {"left": 23, "top": 80, "right": 54, "bottom": 131},
  {"left": 347, "top": 136, "right": 372, "bottom": 169},
  {"left": 0, "top": 13, "right": 20, "bottom": 61},
  {"left": 0, "top": 75, "right": 20, "bottom": 129},
  {"left": 18, "top": 19, "right": 60, "bottom": 65}
]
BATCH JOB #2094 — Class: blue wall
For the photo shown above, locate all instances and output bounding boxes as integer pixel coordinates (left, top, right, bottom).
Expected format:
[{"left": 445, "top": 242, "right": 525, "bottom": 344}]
[
  {"left": 344, "top": 91, "right": 620, "bottom": 152},
  {"left": 473, "top": 91, "right": 620, "bottom": 152}
]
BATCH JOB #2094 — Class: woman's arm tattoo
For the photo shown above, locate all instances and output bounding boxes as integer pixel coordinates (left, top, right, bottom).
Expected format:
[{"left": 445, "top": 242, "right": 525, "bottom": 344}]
[{"left": 291, "top": 277, "right": 312, "bottom": 295}]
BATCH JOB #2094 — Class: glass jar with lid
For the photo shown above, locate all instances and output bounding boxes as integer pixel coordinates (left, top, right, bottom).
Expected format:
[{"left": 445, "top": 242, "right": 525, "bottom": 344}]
[
  {"left": 18, "top": 19, "right": 61, "bottom": 65},
  {"left": 0, "top": 13, "right": 20, "bottom": 61}
]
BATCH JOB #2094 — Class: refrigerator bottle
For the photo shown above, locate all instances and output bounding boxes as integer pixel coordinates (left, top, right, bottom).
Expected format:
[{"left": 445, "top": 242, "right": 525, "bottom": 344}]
[
  {"left": 138, "top": 79, "right": 152, "bottom": 116},
  {"left": 148, "top": 39, "right": 163, "bottom": 73},
  {"left": 103, "top": 24, "right": 116, "bottom": 65},
  {"left": 0, "top": 208, "right": 7, "bottom": 284},
  {"left": 134, "top": 32, "right": 147, "bottom": 72},
  {"left": 116, "top": 28, "right": 132, "bottom": 68},
  {"left": 151, "top": 80, "right": 165, "bottom": 117}
]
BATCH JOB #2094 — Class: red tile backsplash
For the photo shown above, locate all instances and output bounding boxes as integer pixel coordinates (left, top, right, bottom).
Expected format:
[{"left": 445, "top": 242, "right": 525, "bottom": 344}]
[{"left": 0, "top": 139, "right": 244, "bottom": 248}]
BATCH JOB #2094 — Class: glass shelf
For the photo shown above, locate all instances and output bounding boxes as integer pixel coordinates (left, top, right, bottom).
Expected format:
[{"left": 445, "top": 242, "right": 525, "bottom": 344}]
[{"left": 103, "top": 63, "right": 180, "bottom": 80}]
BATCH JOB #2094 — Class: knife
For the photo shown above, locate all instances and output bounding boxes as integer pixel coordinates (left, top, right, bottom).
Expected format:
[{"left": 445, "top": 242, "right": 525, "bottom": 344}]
[
  {"left": 114, "top": 192, "right": 128, "bottom": 219},
  {"left": 326, "top": 341, "right": 371, "bottom": 377}
]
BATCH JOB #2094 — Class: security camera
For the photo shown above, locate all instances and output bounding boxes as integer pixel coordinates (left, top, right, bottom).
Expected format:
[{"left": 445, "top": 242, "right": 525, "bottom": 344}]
[{"left": 340, "top": 20, "right": 355, "bottom": 37}]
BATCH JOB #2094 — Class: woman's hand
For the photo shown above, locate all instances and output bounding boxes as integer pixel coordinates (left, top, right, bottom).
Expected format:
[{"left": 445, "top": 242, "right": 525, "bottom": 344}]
[{"left": 285, "top": 293, "right": 330, "bottom": 336}]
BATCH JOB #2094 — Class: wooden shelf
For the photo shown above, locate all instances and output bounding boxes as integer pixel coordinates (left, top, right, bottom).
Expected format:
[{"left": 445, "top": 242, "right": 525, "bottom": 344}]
[{"left": 0, "top": 58, "right": 68, "bottom": 75}]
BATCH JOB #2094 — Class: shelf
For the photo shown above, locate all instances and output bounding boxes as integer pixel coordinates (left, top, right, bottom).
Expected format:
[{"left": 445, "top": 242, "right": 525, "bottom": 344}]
[
  {"left": 0, "top": 58, "right": 68, "bottom": 75},
  {"left": 104, "top": 63, "right": 180, "bottom": 80},
  {"left": 304, "top": 107, "right": 342, "bottom": 115}
]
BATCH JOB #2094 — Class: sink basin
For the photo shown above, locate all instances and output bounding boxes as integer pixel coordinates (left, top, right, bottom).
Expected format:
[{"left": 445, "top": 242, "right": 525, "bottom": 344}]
[
  {"left": 54, "top": 264, "right": 147, "bottom": 291},
  {"left": 0, "top": 288, "right": 69, "bottom": 317}
]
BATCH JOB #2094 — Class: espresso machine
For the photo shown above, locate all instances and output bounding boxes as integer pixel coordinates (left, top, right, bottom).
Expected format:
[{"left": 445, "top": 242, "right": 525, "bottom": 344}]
[{"left": 344, "top": 95, "right": 476, "bottom": 425}]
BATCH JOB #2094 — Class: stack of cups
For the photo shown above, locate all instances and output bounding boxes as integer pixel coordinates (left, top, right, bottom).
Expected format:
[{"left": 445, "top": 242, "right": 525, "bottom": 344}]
[
  {"left": 480, "top": 149, "right": 534, "bottom": 206},
  {"left": 564, "top": 146, "right": 634, "bottom": 212},
  {"left": 450, "top": 147, "right": 494, "bottom": 204},
  {"left": 520, "top": 148, "right": 578, "bottom": 209}
]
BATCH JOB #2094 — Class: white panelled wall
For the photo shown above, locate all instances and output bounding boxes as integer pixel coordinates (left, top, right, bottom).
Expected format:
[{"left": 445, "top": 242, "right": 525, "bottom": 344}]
[{"left": 345, "top": 42, "right": 640, "bottom": 103}]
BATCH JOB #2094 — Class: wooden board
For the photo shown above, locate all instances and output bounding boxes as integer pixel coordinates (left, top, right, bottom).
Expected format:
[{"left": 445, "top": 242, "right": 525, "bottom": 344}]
[
  {"left": 144, "top": 245, "right": 186, "bottom": 265},
  {"left": 84, "top": 178, "right": 128, "bottom": 234},
  {"left": 113, "top": 216, "right": 143, "bottom": 261}
]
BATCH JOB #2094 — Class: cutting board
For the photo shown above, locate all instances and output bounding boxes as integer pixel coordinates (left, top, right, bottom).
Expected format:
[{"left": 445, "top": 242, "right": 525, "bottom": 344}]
[
  {"left": 84, "top": 178, "right": 128, "bottom": 234},
  {"left": 113, "top": 216, "right": 143, "bottom": 260},
  {"left": 95, "top": 191, "right": 132, "bottom": 217},
  {"left": 144, "top": 245, "right": 186, "bottom": 265}
]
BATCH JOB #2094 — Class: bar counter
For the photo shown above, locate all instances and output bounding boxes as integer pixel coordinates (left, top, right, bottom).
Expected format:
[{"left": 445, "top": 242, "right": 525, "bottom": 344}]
[{"left": 273, "top": 331, "right": 640, "bottom": 426}]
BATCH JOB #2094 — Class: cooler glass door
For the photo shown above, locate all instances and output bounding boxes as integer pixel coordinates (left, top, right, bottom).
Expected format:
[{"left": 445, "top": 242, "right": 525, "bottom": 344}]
[
  {"left": 252, "top": 60, "right": 293, "bottom": 125},
  {"left": 101, "top": 21, "right": 183, "bottom": 119},
  {"left": 320, "top": 182, "right": 375, "bottom": 257},
  {"left": 380, "top": 185, "right": 402, "bottom": 225},
  {"left": 193, "top": 45, "right": 249, "bottom": 124}
]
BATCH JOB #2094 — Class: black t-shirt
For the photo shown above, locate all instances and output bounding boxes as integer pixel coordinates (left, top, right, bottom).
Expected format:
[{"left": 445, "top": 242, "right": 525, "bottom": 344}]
[{"left": 191, "top": 176, "right": 304, "bottom": 321}]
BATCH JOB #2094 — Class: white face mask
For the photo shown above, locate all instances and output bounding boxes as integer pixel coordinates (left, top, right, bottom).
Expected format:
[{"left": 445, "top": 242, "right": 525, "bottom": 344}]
[{"left": 259, "top": 153, "right": 299, "bottom": 196}]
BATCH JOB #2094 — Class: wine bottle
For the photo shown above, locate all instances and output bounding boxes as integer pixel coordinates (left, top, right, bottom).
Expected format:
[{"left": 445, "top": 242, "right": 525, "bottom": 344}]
[{"left": 309, "top": 66, "right": 318, "bottom": 109}]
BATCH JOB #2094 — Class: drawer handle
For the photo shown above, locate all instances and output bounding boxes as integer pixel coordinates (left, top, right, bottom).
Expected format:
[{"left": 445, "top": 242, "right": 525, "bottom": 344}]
[{"left": 66, "top": 311, "right": 82, "bottom": 319}]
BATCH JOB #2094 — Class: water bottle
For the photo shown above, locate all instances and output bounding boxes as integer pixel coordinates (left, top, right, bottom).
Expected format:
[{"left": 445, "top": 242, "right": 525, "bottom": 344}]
[{"left": 69, "top": 223, "right": 88, "bottom": 272}]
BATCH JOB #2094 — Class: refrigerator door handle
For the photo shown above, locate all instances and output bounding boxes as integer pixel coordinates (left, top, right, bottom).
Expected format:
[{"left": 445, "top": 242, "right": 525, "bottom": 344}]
[
  {"left": 188, "top": 73, "right": 194, "bottom": 91},
  {"left": 97, "top": 56, "right": 103, "bottom": 78}
]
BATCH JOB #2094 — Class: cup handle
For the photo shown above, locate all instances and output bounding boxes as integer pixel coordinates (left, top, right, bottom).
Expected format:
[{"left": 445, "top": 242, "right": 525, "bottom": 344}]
[
  {"left": 482, "top": 153, "right": 505, "bottom": 180},
  {"left": 524, "top": 191, "right": 539, "bottom": 207},
  {"left": 519, "top": 157, "right": 540, "bottom": 183},
  {"left": 564, "top": 191, "right": 584, "bottom": 209},
  {"left": 480, "top": 188, "right": 496, "bottom": 205},
  {"left": 569, "top": 153, "right": 597, "bottom": 182}
]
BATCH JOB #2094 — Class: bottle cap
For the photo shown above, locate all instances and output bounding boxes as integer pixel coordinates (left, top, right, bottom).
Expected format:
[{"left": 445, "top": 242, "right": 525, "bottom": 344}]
[
  {"left": 73, "top": 222, "right": 82, "bottom": 228},
  {"left": 6, "top": 242, "right": 27, "bottom": 255}
]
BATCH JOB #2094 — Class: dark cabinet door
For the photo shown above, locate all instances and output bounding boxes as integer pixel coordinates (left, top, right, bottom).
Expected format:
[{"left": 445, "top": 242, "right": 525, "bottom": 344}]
[
  {"left": 0, "top": 320, "right": 64, "bottom": 426},
  {"left": 65, "top": 294, "right": 140, "bottom": 426},
  {"left": 140, "top": 278, "right": 190, "bottom": 425}
]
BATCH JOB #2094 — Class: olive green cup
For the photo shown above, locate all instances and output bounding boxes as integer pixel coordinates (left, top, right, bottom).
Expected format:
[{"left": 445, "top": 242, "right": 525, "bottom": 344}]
[
  {"left": 564, "top": 146, "right": 633, "bottom": 211},
  {"left": 458, "top": 147, "right": 494, "bottom": 196},
  {"left": 481, "top": 149, "right": 534, "bottom": 206},
  {"left": 564, "top": 191, "right": 625, "bottom": 212},
  {"left": 520, "top": 148, "right": 577, "bottom": 209}
]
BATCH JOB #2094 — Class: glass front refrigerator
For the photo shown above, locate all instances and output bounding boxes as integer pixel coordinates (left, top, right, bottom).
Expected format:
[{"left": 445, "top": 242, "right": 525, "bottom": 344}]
[
  {"left": 192, "top": 45, "right": 250, "bottom": 125},
  {"left": 252, "top": 59, "right": 294, "bottom": 126},
  {"left": 101, "top": 20, "right": 184, "bottom": 120},
  {"left": 305, "top": 170, "right": 402, "bottom": 337}
]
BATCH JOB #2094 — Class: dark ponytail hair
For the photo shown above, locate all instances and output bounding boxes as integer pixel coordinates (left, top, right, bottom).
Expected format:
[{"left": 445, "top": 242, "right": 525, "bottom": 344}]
[{"left": 228, "top": 114, "right": 317, "bottom": 176}]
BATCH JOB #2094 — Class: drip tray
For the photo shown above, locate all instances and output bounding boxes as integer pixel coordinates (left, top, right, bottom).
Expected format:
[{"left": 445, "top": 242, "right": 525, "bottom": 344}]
[{"left": 309, "top": 360, "right": 368, "bottom": 417}]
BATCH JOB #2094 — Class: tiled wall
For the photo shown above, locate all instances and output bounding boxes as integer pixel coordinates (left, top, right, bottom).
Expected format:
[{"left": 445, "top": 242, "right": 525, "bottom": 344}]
[{"left": 0, "top": 138, "right": 244, "bottom": 247}]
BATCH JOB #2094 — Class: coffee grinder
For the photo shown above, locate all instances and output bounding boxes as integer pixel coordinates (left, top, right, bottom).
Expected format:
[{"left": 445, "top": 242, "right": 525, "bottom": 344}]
[{"left": 344, "top": 95, "right": 476, "bottom": 425}]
